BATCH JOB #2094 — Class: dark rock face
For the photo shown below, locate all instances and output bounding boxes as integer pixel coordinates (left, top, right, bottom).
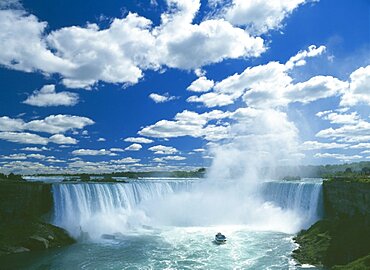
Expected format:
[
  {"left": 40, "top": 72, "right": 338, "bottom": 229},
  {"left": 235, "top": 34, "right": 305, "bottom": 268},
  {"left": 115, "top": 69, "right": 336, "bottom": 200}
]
[
  {"left": 293, "top": 180, "right": 370, "bottom": 268},
  {"left": 324, "top": 181, "right": 370, "bottom": 222},
  {"left": 0, "top": 181, "right": 75, "bottom": 256},
  {"left": 0, "top": 181, "right": 53, "bottom": 223},
  {"left": 293, "top": 218, "right": 370, "bottom": 268}
]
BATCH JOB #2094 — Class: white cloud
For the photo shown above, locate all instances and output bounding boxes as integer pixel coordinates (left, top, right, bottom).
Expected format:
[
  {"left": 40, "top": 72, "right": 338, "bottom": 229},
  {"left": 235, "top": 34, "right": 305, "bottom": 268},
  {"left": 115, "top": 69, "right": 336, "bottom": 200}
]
[
  {"left": 156, "top": 0, "right": 265, "bottom": 70},
  {"left": 300, "top": 141, "right": 349, "bottom": 151},
  {"left": 284, "top": 76, "right": 348, "bottom": 105},
  {"left": 148, "top": 145, "right": 178, "bottom": 154},
  {"left": 97, "top": 137, "right": 106, "bottom": 142},
  {"left": 0, "top": 2, "right": 266, "bottom": 89},
  {"left": 194, "top": 68, "right": 206, "bottom": 77},
  {"left": 187, "top": 92, "right": 235, "bottom": 107},
  {"left": 0, "top": 116, "right": 24, "bottom": 131},
  {"left": 125, "top": 143, "right": 142, "bottom": 151},
  {"left": 318, "top": 112, "right": 360, "bottom": 125},
  {"left": 0, "top": 132, "right": 49, "bottom": 145},
  {"left": 153, "top": 155, "right": 186, "bottom": 162},
  {"left": 0, "top": 131, "right": 77, "bottom": 145},
  {"left": 111, "top": 157, "right": 140, "bottom": 164},
  {"left": 316, "top": 120, "right": 370, "bottom": 143},
  {"left": 285, "top": 45, "right": 326, "bottom": 69},
  {"left": 49, "top": 134, "right": 77, "bottom": 144},
  {"left": 188, "top": 46, "right": 349, "bottom": 109},
  {"left": 149, "top": 93, "right": 176, "bottom": 103},
  {"left": 340, "top": 65, "right": 370, "bottom": 107},
  {"left": 350, "top": 143, "right": 370, "bottom": 149},
  {"left": 314, "top": 152, "right": 363, "bottom": 161},
  {"left": 0, "top": 10, "right": 73, "bottom": 75},
  {"left": 186, "top": 76, "right": 214, "bottom": 92},
  {"left": 139, "top": 109, "right": 231, "bottom": 141},
  {"left": 124, "top": 137, "right": 154, "bottom": 144},
  {"left": 27, "top": 153, "right": 46, "bottom": 159},
  {"left": 0, "top": 160, "right": 59, "bottom": 174},
  {"left": 24, "top": 115, "right": 94, "bottom": 134},
  {"left": 21, "top": 146, "right": 48, "bottom": 151},
  {"left": 0, "top": 0, "right": 22, "bottom": 9},
  {"left": 72, "top": 149, "right": 116, "bottom": 156},
  {"left": 223, "top": 0, "right": 307, "bottom": 34},
  {"left": 110, "top": 148, "right": 125, "bottom": 152},
  {"left": 316, "top": 110, "right": 332, "bottom": 118},
  {"left": 23, "top": 84, "right": 79, "bottom": 107},
  {"left": 0, "top": 114, "right": 94, "bottom": 134},
  {"left": 1, "top": 153, "right": 27, "bottom": 160}
]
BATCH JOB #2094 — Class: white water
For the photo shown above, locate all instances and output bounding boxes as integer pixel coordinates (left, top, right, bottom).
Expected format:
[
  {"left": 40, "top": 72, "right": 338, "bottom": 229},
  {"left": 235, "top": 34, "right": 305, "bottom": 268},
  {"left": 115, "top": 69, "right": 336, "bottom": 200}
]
[
  {"left": 52, "top": 179, "right": 323, "bottom": 239},
  {"left": 261, "top": 181, "right": 323, "bottom": 229}
]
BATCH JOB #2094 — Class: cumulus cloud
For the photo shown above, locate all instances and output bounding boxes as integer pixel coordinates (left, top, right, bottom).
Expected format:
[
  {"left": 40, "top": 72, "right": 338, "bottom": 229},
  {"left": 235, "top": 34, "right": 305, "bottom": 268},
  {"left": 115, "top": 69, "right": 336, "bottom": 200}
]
[
  {"left": 1, "top": 153, "right": 28, "bottom": 160},
  {"left": 21, "top": 146, "right": 49, "bottom": 151},
  {"left": 0, "top": 114, "right": 94, "bottom": 134},
  {"left": 149, "top": 93, "right": 176, "bottom": 103},
  {"left": 153, "top": 155, "right": 186, "bottom": 162},
  {"left": 300, "top": 141, "right": 349, "bottom": 151},
  {"left": 285, "top": 45, "right": 326, "bottom": 69},
  {"left": 314, "top": 152, "right": 362, "bottom": 161},
  {"left": 186, "top": 45, "right": 351, "bottom": 109},
  {"left": 124, "top": 137, "right": 154, "bottom": 144},
  {"left": 111, "top": 157, "right": 141, "bottom": 164},
  {"left": 24, "top": 115, "right": 94, "bottom": 134},
  {"left": 110, "top": 148, "right": 125, "bottom": 152},
  {"left": 49, "top": 134, "right": 77, "bottom": 144},
  {"left": 0, "top": 116, "right": 24, "bottom": 131},
  {"left": 186, "top": 76, "right": 214, "bottom": 92},
  {"left": 350, "top": 143, "right": 370, "bottom": 149},
  {"left": 340, "top": 65, "right": 370, "bottom": 107},
  {"left": 0, "top": 131, "right": 77, "bottom": 145},
  {"left": 23, "top": 84, "right": 79, "bottom": 107},
  {"left": 0, "top": 1, "right": 266, "bottom": 89},
  {"left": 139, "top": 110, "right": 231, "bottom": 141},
  {"left": 148, "top": 145, "right": 178, "bottom": 154},
  {"left": 223, "top": 0, "right": 307, "bottom": 34},
  {"left": 317, "top": 111, "right": 360, "bottom": 125},
  {"left": 72, "top": 149, "right": 117, "bottom": 156},
  {"left": 187, "top": 92, "right": 235, "bottom": 107},
  {"left": 316, "top": 120, "right": 370, "bottom": 143},
  {"left": 0, "top": 132, "right": 49, "bottom": 145},
  {"left": 0, "top": 9, "right": 73, "bottom": 74},
  {"left": 125, "top": 143, "right": 142, "bottom": 151}
]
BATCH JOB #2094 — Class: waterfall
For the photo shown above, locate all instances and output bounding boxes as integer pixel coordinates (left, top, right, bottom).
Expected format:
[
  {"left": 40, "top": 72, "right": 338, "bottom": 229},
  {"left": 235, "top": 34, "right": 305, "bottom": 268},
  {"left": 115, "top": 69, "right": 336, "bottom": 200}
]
[
  {"left": 52, "top": 180, "right": 193, "bottom": 238},
  {"left": 52, "top": 179, "right": 323, "bottom": 239},
  {"left": 261, "top": 181, "right": 323, "bottom": 229}
]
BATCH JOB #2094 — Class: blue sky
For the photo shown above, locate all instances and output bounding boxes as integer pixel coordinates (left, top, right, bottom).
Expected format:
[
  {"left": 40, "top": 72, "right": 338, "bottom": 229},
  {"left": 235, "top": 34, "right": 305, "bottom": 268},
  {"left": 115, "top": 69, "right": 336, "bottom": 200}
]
[{"left": 0, "top": 0, "right": 369, "bottom": 174}]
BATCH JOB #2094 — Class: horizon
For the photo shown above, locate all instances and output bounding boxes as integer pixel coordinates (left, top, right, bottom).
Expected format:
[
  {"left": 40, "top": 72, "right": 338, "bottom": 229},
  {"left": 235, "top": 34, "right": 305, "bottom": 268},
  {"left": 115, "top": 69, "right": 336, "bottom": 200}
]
[{"left": 0, "top": 0, "right": 369, "bottom": 174}]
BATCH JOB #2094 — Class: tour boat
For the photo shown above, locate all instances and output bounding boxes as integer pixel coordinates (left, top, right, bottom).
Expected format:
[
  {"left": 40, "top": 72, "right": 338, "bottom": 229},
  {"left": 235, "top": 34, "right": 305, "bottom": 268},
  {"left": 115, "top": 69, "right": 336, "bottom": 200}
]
[{"left": 215, "top": 233, "right": 227, "bottom": 244}]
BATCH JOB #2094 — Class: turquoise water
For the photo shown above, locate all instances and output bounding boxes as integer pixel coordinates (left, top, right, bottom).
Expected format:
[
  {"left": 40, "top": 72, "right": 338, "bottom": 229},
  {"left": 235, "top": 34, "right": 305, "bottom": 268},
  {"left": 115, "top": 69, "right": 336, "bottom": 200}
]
[
  {"left": 1, "top": 179, "right": 323, "bottom": 269},
  {"left": 1, "top": 226, "right": 319, "bottom": 270}
]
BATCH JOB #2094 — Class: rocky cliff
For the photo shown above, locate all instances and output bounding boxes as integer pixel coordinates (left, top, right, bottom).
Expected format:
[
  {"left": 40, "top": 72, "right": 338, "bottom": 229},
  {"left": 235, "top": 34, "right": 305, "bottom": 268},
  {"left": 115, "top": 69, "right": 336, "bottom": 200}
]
[
  {"left": 0, "top": 181, "right": 52, "bottom": 223},
  {"left": 323, "top": 180, "right": 370, "bottom": 222},
  {"left": 293, "top": 180, "right": 370, "bottom": 269},
  {"left": 0, "top": 181, "right": 75, "bottom": 256}
]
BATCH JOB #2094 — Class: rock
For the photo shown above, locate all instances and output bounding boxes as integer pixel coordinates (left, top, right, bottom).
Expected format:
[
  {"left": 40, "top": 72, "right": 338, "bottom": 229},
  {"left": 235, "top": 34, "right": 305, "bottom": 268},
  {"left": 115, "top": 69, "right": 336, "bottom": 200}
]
[
  {"left": 8, "top": 246, "right": 30, "bottom": 253},
  {"left": 293, "top": 218, "right": 370, "bottom": 268},
  {"left": 26, "top": 235, "right": 49, "bottom": 250},
  {"left": 47, "top": 235, "right": 54, "bottom": 241}
]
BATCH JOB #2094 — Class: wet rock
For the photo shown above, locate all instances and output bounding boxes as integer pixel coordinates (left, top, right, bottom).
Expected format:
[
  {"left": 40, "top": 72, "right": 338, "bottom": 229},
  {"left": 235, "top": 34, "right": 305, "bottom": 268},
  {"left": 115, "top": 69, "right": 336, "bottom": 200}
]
[{"left": 27, "top": 235, "right": 49, "bottom": 250}]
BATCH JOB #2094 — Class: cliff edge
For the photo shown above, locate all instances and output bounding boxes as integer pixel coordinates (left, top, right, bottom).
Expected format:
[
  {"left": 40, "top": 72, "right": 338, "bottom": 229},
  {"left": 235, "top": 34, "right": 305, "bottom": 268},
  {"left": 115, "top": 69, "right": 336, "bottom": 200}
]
[{"left": 0, "top": 180, "right": 75, "bottom": 256}]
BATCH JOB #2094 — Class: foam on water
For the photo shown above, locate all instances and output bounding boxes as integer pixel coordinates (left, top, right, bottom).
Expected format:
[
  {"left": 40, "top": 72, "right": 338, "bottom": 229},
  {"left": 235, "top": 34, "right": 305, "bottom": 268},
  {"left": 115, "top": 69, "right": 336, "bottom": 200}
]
[{"left": 52, "top": 179, "right": 323, "bottom": 239}]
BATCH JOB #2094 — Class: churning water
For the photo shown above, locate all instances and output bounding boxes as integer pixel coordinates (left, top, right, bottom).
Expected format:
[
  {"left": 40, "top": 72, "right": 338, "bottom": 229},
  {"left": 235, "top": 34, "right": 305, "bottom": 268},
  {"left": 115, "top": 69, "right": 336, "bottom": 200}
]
[{"left": 3, "top": 178, "right": 323, "bottom": 269}]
